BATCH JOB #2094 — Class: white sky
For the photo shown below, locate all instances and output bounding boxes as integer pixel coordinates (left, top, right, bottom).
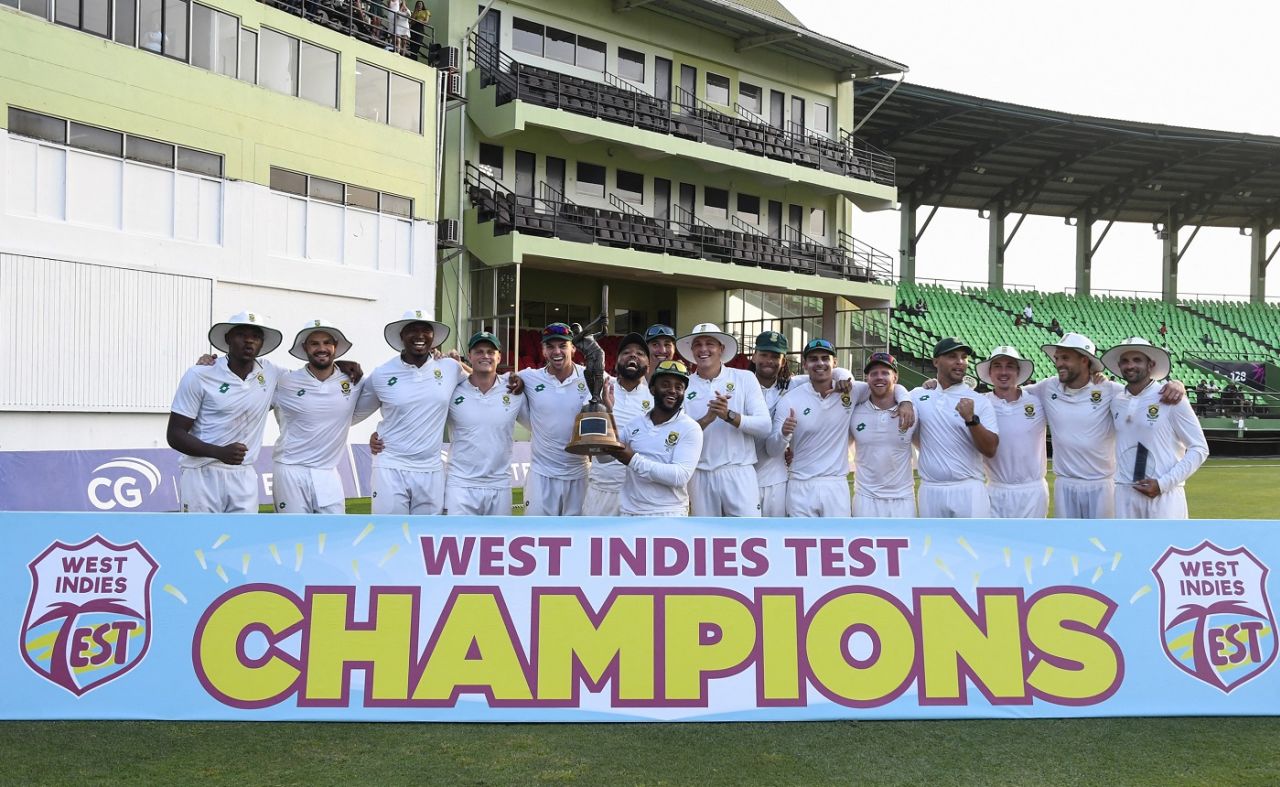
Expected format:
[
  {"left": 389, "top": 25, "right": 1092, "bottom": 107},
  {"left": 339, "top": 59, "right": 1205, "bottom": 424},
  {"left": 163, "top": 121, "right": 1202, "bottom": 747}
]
[{"left": 786, "top": 0, "right": 1280, "bottom": 299}]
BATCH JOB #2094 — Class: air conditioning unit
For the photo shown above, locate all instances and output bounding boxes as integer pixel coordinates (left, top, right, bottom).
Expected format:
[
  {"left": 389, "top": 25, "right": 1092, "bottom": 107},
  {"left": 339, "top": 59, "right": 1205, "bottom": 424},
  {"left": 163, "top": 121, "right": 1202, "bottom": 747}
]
[
  {"left": 445, "top": 72, "right": 463, "bottom": 99},
  {"left": 439, "top": 45, "right": 460, "bottom": 73},
  {"left": 438, "top": 218, "right": 460, "bottom": 247}
]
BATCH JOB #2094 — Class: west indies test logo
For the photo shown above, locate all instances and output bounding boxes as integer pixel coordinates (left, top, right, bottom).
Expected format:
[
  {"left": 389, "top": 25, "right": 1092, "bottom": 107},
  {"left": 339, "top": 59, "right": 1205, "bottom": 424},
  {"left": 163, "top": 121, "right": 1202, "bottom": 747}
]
[
  {"left": 1152, "top": 541, "right": 1277, "bottom": 693},
  {"left": 20, "top": 535, "right": 158, "bottom": 696}
]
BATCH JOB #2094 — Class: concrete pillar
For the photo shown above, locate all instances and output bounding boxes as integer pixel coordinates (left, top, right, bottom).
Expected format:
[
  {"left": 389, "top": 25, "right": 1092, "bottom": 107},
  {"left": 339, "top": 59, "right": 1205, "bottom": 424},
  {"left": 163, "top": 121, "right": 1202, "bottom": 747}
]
[
  {"left": 1074, "top": 220, "right": 1092, "bottom": 296},
  {"left": 1162, "top": 225, "right": 1179, "bottom": 303},
  {"left": 1250, "top": 222, "right": 1271, "bottom": 304},
  {"left": 898, "top": 193, "right": 916, "bottom": 284},
  {"left": 988, "top": 211, "right": 1005, "bottom": 291}
]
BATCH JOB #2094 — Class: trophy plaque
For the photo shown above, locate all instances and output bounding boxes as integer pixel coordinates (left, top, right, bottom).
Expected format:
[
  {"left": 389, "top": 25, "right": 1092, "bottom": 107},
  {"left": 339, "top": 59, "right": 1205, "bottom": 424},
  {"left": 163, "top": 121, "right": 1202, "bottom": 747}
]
[{"left": 565, "top": 315, "right": 624, "bottom": 456}]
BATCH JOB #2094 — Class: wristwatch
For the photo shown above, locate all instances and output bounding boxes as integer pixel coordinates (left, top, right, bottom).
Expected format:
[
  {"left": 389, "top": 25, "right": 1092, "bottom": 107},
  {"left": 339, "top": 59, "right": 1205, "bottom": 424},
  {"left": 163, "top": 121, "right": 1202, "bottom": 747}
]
[{"left": 964, "top": 415, "right": 981, "bottom": 427}]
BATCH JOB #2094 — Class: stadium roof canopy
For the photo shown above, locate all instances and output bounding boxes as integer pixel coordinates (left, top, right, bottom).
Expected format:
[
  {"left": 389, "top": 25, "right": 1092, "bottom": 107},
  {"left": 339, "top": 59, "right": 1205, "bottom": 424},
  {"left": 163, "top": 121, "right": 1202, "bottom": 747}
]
[
  {"left": 856, "top": 80, "right": 1280, "bottom": 230},
  {"left": 614, "top": 0, "right": 907, "bottom": 78}
]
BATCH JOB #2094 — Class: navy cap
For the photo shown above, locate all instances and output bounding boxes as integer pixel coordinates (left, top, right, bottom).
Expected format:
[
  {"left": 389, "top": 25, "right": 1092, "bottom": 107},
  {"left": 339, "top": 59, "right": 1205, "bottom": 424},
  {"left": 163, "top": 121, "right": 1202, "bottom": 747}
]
[
  {"left": 617, "top": 332, "right": 647, "bottom": 354},
  {"left": 933, "top": 337, "right": 973, "bottom": 358},
  {"left": 755, "top": 330, "right": 788, "bottom": 354}
]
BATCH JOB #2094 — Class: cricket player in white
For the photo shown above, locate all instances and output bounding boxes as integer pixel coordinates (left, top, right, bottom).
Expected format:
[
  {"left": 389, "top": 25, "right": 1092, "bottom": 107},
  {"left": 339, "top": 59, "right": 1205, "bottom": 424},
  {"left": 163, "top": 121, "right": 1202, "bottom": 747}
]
[
  {"left": 644, "top": 323, "right": 678, "bottom": 370},
  {"left": 678, "top": 323, "right": 770, "bottom": 517},
  {"left": 1103, "top": 337, "right": 1208, "bottom": 519},
  {"left": 168, "top": 311, "right": 285, "bottom": 513},
  {"left": 355, "top": 309, "right": 466, "bottom": 515},
  {"left": 441, "top": 331, "right": 526, "bottom": 516},
  {"left": 976, "top": 346, "right": 1048, "bottom": 518},
  {"left": 751, "top": 330, "right": 795, "bottom": 517},
  {"left": 271, "top": 320, "right": 361, "bottom": 514},
  {"left": 850, "top": 352, "right": 918, "bottom": 518},
  {"left": 603, "top": 360, "right": 703, "bottom": 516},
  {"left": 583, "top": 332, "right": 652, "bottom": 517},
  {"left": 519, "top": 322, "right": 593, "bottom": 516},
  {"left": 911, "top": 337, "right": 998, "bottom": 518}
]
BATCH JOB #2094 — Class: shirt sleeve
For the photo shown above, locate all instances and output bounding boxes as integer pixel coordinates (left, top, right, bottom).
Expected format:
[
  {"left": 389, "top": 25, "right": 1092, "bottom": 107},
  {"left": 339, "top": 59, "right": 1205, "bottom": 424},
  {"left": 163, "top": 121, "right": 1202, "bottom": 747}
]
[
  {"left": 736, "top": 372, "right": 772, "bottom": 438},
  {"left": 1157, "top": 400, "right": 1209, "bottom": 492},
  {"left": 352, "top": 378, "right": 382, "bottom": 424},
  {"left": 973, "top": 394, "right": 999, "bottom": 435},
  {"left": 170, "top": 368, "right": 204, "bottom": 419},
  {"left": 628, "top": 422, "right": 702, "bottom": 488}
]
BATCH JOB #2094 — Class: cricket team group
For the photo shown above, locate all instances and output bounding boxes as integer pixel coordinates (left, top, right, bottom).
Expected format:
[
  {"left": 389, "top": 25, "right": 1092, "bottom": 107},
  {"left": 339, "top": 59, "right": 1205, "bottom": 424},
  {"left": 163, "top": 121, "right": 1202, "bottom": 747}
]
[{"left": 167, "top": 306, "right": 1209, "bottom": 519}]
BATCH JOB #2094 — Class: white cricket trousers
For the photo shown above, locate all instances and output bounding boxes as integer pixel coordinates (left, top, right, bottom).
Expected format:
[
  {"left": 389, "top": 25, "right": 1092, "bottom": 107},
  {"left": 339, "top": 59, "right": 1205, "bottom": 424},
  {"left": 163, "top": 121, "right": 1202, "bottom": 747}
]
[
  {"left": 786, "top": 477, "right": 852, "bottom": 517},
  {"left": 689, "top": 464, "right": 761, "bottom": 517},
  {"left": 524, "top": 473, "right": 587, "bottom": 516},
  {"left": 918, "top": 479, "right": 991, "bottom": 518},
  {"left": 272, "top": 464, "right": 345, "bottom": 514},
  {"left": 1114, "top": 483, "right": 1189, "bottom": 519},
  {"left": 852, "top": 492, "right": 916, "bottom": 518},
  {"left": 372, "top": 467, "right": 444, "bottom": 515},
  {"left": 581, "top": 482, "right": 621, "bottom": 517},
  {"left": 445, "top": 485, "right": 512, "bottom": 516},
  {"left": 759, "top": 482, "right": 787, "bottom": 518},
  {"left": 180, "top": 464, "right": 258, "bottom": 513},
  {"left": 987, "top": 479, "right": 1049, "bottom": 519},
  {"left": 1053, "top": 477, "right": 1115, "bottom": 519}
]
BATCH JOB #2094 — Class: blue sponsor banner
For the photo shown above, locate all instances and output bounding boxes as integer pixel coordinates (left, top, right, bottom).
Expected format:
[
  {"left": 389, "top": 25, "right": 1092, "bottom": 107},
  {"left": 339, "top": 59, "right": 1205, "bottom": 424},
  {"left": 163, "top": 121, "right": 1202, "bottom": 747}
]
[{"left": 2, "top": 513, "right": 1277, "bottom": 721}]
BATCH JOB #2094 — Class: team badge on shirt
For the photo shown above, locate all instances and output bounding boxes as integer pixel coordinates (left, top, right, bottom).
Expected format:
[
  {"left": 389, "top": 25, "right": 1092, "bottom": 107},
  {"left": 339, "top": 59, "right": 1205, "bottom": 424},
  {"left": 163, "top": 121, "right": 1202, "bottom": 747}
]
[
  {"left": 1090, "top": 390, "right": 1102, "bottom": 404},
  {"left": 725, "top": 383, "right": 735, "bottom": 392},
  {"left": 666, "top": 431, "right": 680, "bottom": 446},
  {"left": 454, "top": 395, "right": 465, "bottom": 405},
  {"left": 1024, "top": 404, "right": 1036, "bottom": 418},
  {"left": 340, "top": 381, "right": 351, "bottom": 395},
  {"left": 218, "top": 383, "right": 230, "bottom": 394},
  {"left": 577, "top": 382, "right": 586, "bottom": 392},
  {"left": 1147, "top": 405, "right": 1160, "bottom": 421},
  {"left": 641, "top": 400, "right": 651, "bottom": 410},
  {"left": 256, "top": 373, "right": 266, "bottom": 385},
  {"left": 502, "top": 394, "right": 511, "bottom": 406},
  {"left": 433, "top": 369, "right": 443, "bottom": 380},
  {"left": 841, "top": 394, "right": 852, "bottom": 407}
]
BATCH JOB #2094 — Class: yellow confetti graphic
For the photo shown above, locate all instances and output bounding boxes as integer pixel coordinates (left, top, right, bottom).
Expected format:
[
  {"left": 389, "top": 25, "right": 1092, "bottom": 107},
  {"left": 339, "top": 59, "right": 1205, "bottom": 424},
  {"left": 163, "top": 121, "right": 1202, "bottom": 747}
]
[
  {"left": 379, "top": 544, "right": 400, "bottom": 568},
  {"left": 934, "top": 557, "right": 954, "bottom": 580},
  {"left": 922, "top": 535, "right": 932, "bottom": 556},
  {"left": 972, "top": 571, "right": 981, "bottom": 587},
  {"left": 295, "top": 543, "right": 304, "bottom": 572},
  {"left": 318, "top": 533, "right": 327, "bottom": 555},
  {"left": 1024, "top": 556, "right": 1034, "bottom": 584},
  {"left": 1091, "top": 566, "right": 1104, "bottom": 584},
  {"left": 241, "top": 552, "right": 251, "bottom": 575},
  {"left": 353, "top": 523, "right": 375, "bottom": 546},
  {"left": 1042, "top": 547, "right": 1054, "bottom": 566},
  {"left": 212, "top": 534, "right": 230, "bottom": 550},
  {"left": 956, "top": 537, "right": 978, "bottom": 560},
  {"left": 163, "top": 584, "right": 188, "bottom": 604},
  {"left": 1112, "top": 552, "right": 1123, "bottom": 572},
  {"left": 352, "top": 559, "right": 361, "bottom": 581},
  {"left": 1071, "top": 555, "right": 1080, "bottom": 577},
  {"left": 1002, "top": 547, "right": 1011, "bottom": 568},
  {"left": 268, "top": 544, "right": 282, "bottom": 565},
  {"left": 1089, "top": 536, "right": 1107, "bottom": 552},
  {"left": 1129, "top": 585, "right": 1151, "bottom": 604},
  {"left": 402, "top": 522, "right": 412, "bottom": 544},
  {"left": 194, "top": 549, "right": 207, "bottom": 571},
  {"left": 215, "top": 564, "right": 228, "bottom": 583}
]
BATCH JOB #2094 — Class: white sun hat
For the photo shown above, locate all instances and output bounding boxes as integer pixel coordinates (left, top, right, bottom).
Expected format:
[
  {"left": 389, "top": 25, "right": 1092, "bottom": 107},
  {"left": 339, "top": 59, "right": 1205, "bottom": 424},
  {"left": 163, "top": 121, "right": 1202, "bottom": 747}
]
[
  {"left": 383, "top": 308, "right": 450, "bottom": 351},
  {"left": 1041, "top": 332, "right": 1103, "bottom": 374},
  {"left": 676, "top": 323, "right": 738, "bottom": 364},
  {"left": 976, "top": 345, "right": 1035, "bottom": 386},
  {"left": 289, "top": 319, "right": 353, "bottom": 361},
  {"left": 208, "top": 310, "right": 283, "bottom": 355},
  {"left": 1102, "top": 336, "right": 1171, "bottom": 381}
]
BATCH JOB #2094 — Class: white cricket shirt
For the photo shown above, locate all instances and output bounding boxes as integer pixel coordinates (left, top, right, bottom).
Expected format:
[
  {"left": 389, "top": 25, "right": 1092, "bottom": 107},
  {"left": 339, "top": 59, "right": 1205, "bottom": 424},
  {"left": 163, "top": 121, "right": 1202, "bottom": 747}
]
[
  {"left": 1023, "top": 378, "right": 1120, "bottom": 482},
  {"left": 1110, "top": 381, "right": 1208, "bottom": 491},
  {"left": 171, "top": 357, "right": 284, "bottom": 469},
  {"left": 590, "top": 378, "right": 652, "bottom": 491},
  {"left": 767, "top": 383, "right": 866, "bottom": 481},
  {"left": 446, "top": 374, "right": 526, "bottom": 487},
  {"left": 272, "top": 367, "right": 362, "bottom": 470},
  {"left": 850, "top": 399, "right": 917, "bottom": 499},
  {"left": 911, "top": 383, "right": 998, "bottom": 483},
  {"left": 983, "top": 390, "right": 1048, "bottom": 485},
  {"left": 354, "top": 355, "right": 467, "bottom": 472},
  {"left": 519, "top": 365, "right": 594, "bottom": 480},
  {"left": 617, "top": 409, "right": 704, "bottom": 515},
  {"left": 683, "top": 365, "right": 769, "bottom": 470}
]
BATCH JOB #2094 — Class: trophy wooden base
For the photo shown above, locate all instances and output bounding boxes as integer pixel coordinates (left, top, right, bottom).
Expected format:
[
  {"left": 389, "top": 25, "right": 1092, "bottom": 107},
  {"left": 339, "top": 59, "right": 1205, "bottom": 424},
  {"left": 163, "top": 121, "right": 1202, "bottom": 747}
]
[{"left": 565, "top": 412, "right": 623, "bottom": 455}]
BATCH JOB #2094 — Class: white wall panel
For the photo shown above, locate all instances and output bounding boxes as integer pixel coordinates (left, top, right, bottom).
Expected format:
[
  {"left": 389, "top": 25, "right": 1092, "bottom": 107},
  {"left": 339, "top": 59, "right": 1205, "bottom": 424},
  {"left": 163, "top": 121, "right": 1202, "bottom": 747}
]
[
  {"left": 6, "top": 139, "right": 37, "bottom": 217},
  {"left": 0, "top": 254, "right": 211, "bottom": 411},
  {"left": 174, "top": 172, "right": 201, "bottom": 241},
  {"left": 123, "top": 163, "right": 174, "bottom": 237},
  {"left": 66, "top": 152, "right": 122, "bottom": 229},
  {"left": 36, "top": 146, "right": 66, "bottom": 220},
  {"left": 345, "top": 208, "right": 378, "bottom": 268},
  {"left": 307, "top": 201, "right": 344, "bottom": 263}
]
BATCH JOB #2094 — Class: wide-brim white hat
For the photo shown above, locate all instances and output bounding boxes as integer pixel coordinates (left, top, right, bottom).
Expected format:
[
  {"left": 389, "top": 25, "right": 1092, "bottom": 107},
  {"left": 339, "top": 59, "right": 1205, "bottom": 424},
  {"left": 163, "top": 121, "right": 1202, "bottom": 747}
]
[
  {"left": 384, "top": 309, "right": 450, "bottom": 351},
  {"left": 289, "top": 320, "right": 353, "bottom": 361},
  {"left": 1102, "top": 337, "right": 1171, "bottom": 381},
  {"left": 1041, "top": 332, "right": 1103, "bottom": 374},
  {"left": 676, "top": 323, "right": 738, "bottom": 364},
  {"left": 209, "top": 310, "right": 282, "bottom": 355},
  {"left": 976, "top": 345, "right": 1035, "bottom": 386}
]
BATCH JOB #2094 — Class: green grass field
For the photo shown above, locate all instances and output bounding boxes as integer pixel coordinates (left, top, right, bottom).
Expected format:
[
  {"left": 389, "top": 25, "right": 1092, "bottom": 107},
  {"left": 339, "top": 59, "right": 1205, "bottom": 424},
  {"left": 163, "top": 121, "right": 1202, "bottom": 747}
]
[{"left": 14, "top": 457, "right": 1280, "bottom": 786}]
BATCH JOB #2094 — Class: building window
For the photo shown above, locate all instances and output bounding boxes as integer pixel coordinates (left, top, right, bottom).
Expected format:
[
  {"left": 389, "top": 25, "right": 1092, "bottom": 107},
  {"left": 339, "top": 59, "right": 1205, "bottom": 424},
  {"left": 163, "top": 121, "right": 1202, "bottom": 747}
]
[
  {"left": 739, "top": 82, "right": 762, "bottom": 115},
  {"left": 704, "top": 186, "right": 728, "bottom": 218},
  {"left": 577, "top": 35, "right": 605, "bottom": 70},
  {"left": 137, "top": 0, "right": 188, "bottom": 60},
  {"left": 576, "top": 162, "right": 605, "bottom": 198},
  {"left": 478, "top": 143, "right": 504, "bottom": 179},
  {"left": 69, "top": 122, "right": 123, "bottom": 157},
  {"left": 259, "top": 28, "right": 337, "bottom": 108},
  {"left": 356, "top": 61, "right": 423, "bottom": 133},
  {"left": 737, "top": 193, "right": 760, "bottom": 224},
  {"left": 299, "top": 41, "right": 338, "bottom": 107},
  {"left": 238, "top": 28, "right": 257, "bottom": 83},
  {"left": 8, "top": 108, "right": 66, "bottom": 144},
  {"left": 813, "top": 102, "right": 830, "bottom": 134},
  {"left": 113, "top": 0, "right": 135, "bottom": 44},
  {"left": 617, "top": 47, "right": 645, "bottom": 83},
  {"left": 191, "top": 3, "right": 239, "bottom": 78},
  {"left": 616, "top": 169, "right": 643, "bottom": 204},
  {"left": 706, "top": 72, "right": 730, "bottom": 106},
  {"left": 269, "top": 167, "right": 413, "bottom": 217},
  {"left": 15, "top": 0, "right": 51, "bottom": 20},
  {"left": 55, "top": 0, "right": 112, "bottom": 37},
  {"left": 545, "top": 26, "right": 574, "bottom": 64},
  {"left": 512, "top": 17, "right": 543, "bottom": 56}
]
